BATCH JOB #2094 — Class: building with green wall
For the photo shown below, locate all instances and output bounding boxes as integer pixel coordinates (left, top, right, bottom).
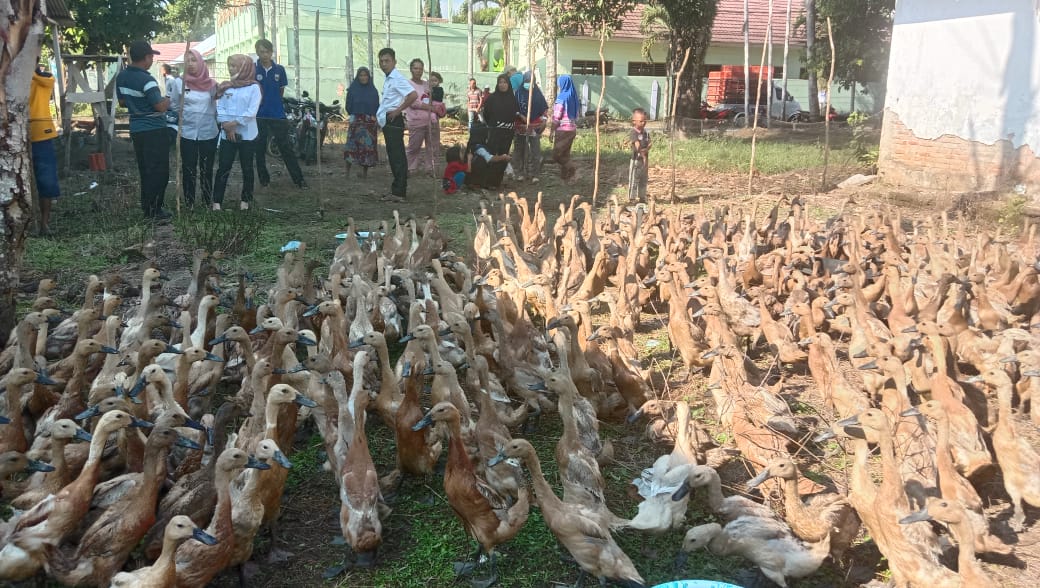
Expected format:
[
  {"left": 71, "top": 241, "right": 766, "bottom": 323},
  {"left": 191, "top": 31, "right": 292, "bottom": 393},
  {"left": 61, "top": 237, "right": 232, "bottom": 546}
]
[{"left": 214, "top": 0, "right": 875, "bottom": 118}]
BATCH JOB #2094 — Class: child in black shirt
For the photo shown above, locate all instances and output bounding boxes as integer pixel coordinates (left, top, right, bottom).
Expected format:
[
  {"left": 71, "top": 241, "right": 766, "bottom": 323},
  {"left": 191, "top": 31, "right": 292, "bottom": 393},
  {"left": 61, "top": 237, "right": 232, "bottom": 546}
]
[{"left": 628, "top": 108, "right": 651, "bottom": 203}]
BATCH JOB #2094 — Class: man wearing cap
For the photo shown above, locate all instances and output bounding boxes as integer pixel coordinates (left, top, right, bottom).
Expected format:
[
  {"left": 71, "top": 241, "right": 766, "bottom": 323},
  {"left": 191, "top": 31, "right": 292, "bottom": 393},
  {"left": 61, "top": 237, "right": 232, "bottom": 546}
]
[{"left": 116, "top": 40, "right": 172, "bottom": 221}]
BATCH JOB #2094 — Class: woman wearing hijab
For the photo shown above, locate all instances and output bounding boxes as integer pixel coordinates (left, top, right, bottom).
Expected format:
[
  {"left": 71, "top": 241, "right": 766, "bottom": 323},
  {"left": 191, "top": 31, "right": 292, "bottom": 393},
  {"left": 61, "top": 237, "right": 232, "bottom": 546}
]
[
  {"left": 178, "top": 49, "right": 219, "bottom": 207},
  {"left": 212, "top": 54, "right": 262, "bottom": 210},
  {"left": 551, "top": 74, "right": 580, "bottom": 181},
  {"left": 479, "top": 73, "right": 519, "bottom": 188},
  {"left": 512, "top": 70, "right": 549, "bottom": 183},
  {"left": 344, "top": 66, "right": 380, "bottom": 178}
]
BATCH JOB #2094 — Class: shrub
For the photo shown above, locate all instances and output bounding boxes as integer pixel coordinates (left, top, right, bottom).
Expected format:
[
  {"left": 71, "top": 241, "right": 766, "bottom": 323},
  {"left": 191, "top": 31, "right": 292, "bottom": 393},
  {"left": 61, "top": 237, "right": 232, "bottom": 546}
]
[{"left": 174, "top": 211, "right": 267, "bottom": 256}]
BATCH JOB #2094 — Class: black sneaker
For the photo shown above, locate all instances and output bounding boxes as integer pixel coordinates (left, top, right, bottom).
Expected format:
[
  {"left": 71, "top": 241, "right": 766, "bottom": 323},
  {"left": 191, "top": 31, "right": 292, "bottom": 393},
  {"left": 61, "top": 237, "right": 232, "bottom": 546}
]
[
  {"left": 151, "top": 209, "right": 173, "bottom": 222},
  {"left": 296, "top": 180, "right": 309, "bottom": 190}
]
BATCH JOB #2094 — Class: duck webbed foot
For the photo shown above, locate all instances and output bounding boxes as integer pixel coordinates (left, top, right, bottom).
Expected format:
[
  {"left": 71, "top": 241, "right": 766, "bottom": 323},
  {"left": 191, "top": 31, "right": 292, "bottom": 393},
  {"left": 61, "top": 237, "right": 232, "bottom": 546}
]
[
  {"left": 469, "top": 551, "right": 498, "bottom": 588},
  {"left": 454, "top": 545, "right": 485, "bottom": 578},
  {"left": 522, "top": 404, "right": 542, "bottom": 435}
]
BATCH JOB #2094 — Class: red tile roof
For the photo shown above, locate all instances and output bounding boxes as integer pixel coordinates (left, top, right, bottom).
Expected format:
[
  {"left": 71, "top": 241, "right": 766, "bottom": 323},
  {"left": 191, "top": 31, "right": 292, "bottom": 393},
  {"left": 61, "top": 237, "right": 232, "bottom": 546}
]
[
  {"left": 578, "top": 0, "right": 806, "bottom": 46},
  {"left": 151, "top": 42, "right": 198, "bottom": 63}
]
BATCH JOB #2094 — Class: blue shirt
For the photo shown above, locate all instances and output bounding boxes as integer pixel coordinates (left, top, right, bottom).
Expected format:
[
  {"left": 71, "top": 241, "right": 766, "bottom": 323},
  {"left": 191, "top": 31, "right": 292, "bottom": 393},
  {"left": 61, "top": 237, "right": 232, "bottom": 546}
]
[
  {"left": 115, "top": 65, "right": 166, "bottom": 133},
  {"left": 255, "top": 61, "right": 288, "bottom": 119}
]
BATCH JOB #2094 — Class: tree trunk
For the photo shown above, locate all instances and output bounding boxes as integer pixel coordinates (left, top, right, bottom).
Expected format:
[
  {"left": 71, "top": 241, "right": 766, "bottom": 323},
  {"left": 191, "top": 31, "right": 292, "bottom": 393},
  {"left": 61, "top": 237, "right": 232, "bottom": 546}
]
[
  {"left": 806, "top": 0, "right": 819, "bottom": 117},
  {"left": 671, "top": 27, "right": 712, "bottom": 123},
  {"left": 544, "top": 37, "right": 558, "bottom": 105},
  {"left": 256, "top": 0, "right": 266, "bottom": 39},
  {"left": 0, "top": 0, "right": 44, "bottom": 339}
]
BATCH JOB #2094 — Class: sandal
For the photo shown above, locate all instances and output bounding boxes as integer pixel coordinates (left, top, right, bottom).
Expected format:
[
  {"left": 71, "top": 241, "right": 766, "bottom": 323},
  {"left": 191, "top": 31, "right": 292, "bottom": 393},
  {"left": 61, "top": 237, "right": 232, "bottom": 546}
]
[{"left": 380, "top": 194, "right": 404, "bottom": 202}]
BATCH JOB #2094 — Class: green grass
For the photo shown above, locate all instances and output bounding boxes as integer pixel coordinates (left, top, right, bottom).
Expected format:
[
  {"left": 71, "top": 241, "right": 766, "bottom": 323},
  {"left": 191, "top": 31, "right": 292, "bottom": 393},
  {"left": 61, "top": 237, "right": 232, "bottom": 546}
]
[{"left": 571, "top": 130, "right": 856, "bottom": 175}]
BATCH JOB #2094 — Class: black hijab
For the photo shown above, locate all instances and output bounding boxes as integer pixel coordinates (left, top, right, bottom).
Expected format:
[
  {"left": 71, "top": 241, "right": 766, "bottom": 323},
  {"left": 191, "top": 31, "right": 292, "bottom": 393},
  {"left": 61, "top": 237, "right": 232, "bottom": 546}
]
[{"left": 483, "top": 74, "right": 519, "bottom": 127}]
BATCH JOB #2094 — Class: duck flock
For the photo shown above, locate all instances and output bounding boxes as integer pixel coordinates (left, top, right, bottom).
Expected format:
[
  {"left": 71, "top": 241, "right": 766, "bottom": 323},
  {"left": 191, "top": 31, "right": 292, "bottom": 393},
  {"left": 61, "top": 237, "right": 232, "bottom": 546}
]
[{"left": 1, "top": 193, "right": 1039, "bottom": 587}]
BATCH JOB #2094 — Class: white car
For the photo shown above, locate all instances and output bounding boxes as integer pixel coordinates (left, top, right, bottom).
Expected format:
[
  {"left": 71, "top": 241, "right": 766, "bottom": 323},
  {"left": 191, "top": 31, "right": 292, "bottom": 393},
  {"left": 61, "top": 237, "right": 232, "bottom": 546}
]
[{"left": 726, "top": 85, "right": 803, "bottom": 124}]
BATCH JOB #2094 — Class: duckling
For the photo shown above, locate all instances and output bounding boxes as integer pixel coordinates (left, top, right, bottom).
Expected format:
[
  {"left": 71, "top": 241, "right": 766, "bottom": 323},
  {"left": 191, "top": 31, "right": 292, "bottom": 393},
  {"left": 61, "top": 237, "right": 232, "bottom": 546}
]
[
  {"left": 677, "top": 516, "right": 830, "bottom": 588},
  {"left": 0, "top": 410, "right": 147, "bottom": 581},
  {"left": 490, "top": 439, "right": 645, "bottom": 588},
  {"left": 413, "top": 402, "right": 529, "bottom": 587},
  {"left": 747, "top": 457, "right": 861, "bottom": 560},
  {"left": 110, "top": 516, "right": 216, "bottom": 588},
  {"left": 174, "top": 448, "right": 270, "bottom": 587}
]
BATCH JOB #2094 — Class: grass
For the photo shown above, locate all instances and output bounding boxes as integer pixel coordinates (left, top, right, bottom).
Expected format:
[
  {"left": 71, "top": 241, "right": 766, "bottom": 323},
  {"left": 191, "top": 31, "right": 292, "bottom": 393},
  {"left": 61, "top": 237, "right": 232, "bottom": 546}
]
[{"left": 571, "top": 129, "right": 856, "bottom": 175}]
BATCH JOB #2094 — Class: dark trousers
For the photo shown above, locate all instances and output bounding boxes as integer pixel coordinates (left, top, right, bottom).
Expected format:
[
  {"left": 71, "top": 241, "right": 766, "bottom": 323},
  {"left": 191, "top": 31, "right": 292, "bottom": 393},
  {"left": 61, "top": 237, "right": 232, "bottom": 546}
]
[
  {"left": 131, "top": 128, "right": 170, "bottom": 216},
  {"left": 180, "top": 137, "right": 217, "bottom": 206},
  {"left": 383, "top": 116, "right": 407, "bottom": 197},
  {"left": 255, "top": 117, "right": 303, "bottom": 185},
  {"left": 212, "top": 138, "right": 256, "bottom": 204}
]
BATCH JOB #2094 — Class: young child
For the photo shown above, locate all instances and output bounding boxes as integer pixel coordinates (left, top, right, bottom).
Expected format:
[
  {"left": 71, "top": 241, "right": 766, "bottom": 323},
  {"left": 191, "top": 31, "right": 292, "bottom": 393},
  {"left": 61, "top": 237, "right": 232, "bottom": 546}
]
[
  {"left": 442, "top": 136, "right": 510, "bottom": 194},
  {"left": 429, "top": 71, "right": 447, "bottom": 118},
  {"left": 628, "top": 107, "right": 651, "bottom": 203}
]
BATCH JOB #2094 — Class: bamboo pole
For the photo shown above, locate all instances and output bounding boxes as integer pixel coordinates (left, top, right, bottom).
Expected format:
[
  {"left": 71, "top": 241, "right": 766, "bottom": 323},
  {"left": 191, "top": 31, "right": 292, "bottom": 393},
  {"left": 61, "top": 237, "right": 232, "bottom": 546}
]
[
  {"left": 315, "top": 10, "right": 324, "bottom": 218},
  {"left": 748, "top": 12, "right": 771, "bottom": 196},
  {"left": 766, "top": 0, "right": 774, "bottom": 129},
  {"left": 669, "top": 47, "right": 691, "bottom": 204},
  {"left": 821, "top": 16, "right": 835, "bottom": 191},
  {"left": 345, "top": 0, "right": 354, "bottom": 82},
  {"left": 293, "top": 0, "right": 301, "bottom": 100},
  {"left": 367, "top": 0, "right": 374, "bottom": 70},
  {"left": 385, "top": 0, "right": 391, "bottom": 47},
  {"left": 256, "top": 0, "right": 266, "bottom": 38},
  {"left": 467, "top": 0, "right": 474, "bottom": 78},
  {"left": 742, "top": 0, "right": 749, "bottom": 119},
  {"left": 591, "top": 28, "right": 607, "bottom": 206},
  {"left": 781, "top": 0, "right": 792, "bottom": 121},
  {"left": 524, "top": 6, "right": 535, "bottom": 180},
  {"left": 271, "top": 0, "right": 278, "bottom": 61}
]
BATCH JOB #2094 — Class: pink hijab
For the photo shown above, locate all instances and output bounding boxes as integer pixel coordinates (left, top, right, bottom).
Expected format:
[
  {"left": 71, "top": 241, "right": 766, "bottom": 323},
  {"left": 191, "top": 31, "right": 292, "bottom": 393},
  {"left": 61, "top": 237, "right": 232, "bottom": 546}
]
[
  {"left": 182, "top": 49, "right": 216, "bottom": 92},
  {"left": 216, "top": 54, "right": 258, "bottom": 98}
]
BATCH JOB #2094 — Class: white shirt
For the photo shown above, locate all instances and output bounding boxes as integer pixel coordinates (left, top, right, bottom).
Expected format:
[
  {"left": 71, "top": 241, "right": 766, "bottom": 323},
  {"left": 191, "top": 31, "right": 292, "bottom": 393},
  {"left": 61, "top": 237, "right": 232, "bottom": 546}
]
[
  {"left": 165, "top": 76, "right": 183, "bottom": 108},
  {"left": 377, "top": 68, "right": 415, "bottom": 127},
  {"left": 216, "top": 84, "right": 262, "bottom": 141},
  {"left": 179, "top": 87, "right": 218, "bottom": 141}
]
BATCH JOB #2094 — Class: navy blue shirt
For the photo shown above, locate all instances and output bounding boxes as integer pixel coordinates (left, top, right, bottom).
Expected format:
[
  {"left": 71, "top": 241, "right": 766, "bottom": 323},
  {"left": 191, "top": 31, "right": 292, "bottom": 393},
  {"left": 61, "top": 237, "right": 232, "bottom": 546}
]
[
  {"left": 255, "top": 61, "right": 288, "bottom": 119},
  {"left": 115, "top": 65, "right": 166, "bottom": 133}
]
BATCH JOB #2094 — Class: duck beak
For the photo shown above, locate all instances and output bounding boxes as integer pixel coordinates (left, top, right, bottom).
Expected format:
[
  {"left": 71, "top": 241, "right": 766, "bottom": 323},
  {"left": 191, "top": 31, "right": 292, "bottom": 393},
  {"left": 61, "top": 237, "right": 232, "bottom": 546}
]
[
  {"left": 128, "top": 376, "right": 147, "bottom": 398},
  {"left": 130, "top": 417, "right": 154, "bottom": 429},
  {"left": 797, "top": 337, "right": 812, "bottom": 347},
  {"left": 73, "top": 427, "right": 93, "bottom": 442},
  {"left": 34, "top": 372, "right": 57, "bottom": 386},
  {"left": 0, "top": 415, "right": 9, "bottom": 425},
  {"left": 902, "top": 325, "right": 918, "bottom": 334},
  {"left": 900, "top": 406, "right": 922, "bottom": 417},
  {"left": 164, "top": 345, "right": 184, "bottom": 355},
  {"left": 209, "top": 334, "right": 228, "bottom": 345},
  {"left": 206, "top": 426, "right": 215, "bottom": 448},
  {"left": 204, "top": 352, "right": 224, "bottom": 362},
  {"left": 626, "top": 409, "right": 645, "bottom": 424},
  {"left": 168, "top": 319, "right": 182, "bottom": 329},
  {"left": 117, "top": 356, "right": 131, "bottom": 367},
  {"left": 546, "top": 318, "right": 561, "bottom": 331},
  {"left": 401, "top": 362, "right": 412, "bottom": 377},
  {"left": 287, "top": 363, "right": 308, "bottom": 374},
  {"left": 273, "top": 450, "right": 293, "bottom": 469},
  {"left": 75, "top": 405, "right": 101, "bottom": 421},
  {"left": 398, "top": 333, "right": 415, "bottom": 343},
  {"left": 813, "top": 429, "right": 836, "bottom": 443},
  {"left": 438, "top": 328, "right": 452, "bottom": 337},
  {"left": 26, "top": 459, "right": 56, "bottom": 473},
  {"left": 411, "top": 412, "right": 434, "bottom": 431},
  {"left": 246, "top": 455, "right": 271, "bottom": 470},
  {"left": 857, "top": 359, "right": 878, "bottom": 370},
  {"left": 192, "top": 528, "right": 219, "bottom": 546},
  {"left": 422, "top": 366, "right": 435, "bottom": 376},
  {"left": 585, "top": 332, "right": 600, "bottom": 342},
  {"left": 836, "top": 414, "right": 861, "bottom": 428},
  {"left": 999, "top": 355, "right": 1019, "bottom": 364},
  {"left": 175, "top": 436, "right": 203, "bottom": 450},
  {"left": 962, "top": 375, "right": 983, "bottom": 384},
  {"left": 183, "top": 417, "right": 206, "bottom": 432},
  {"left": 100, "top": 345, "right": 119, "bottom": 355},
  {"left": 747, "top": 468, "right": 772, "bottom": 490},
  {"left": 348, "top": 338, "right": 365, "bottom": 349},
  {"left": 1023, "top": 369, "right": 1040, "bottom": 377},
  {"left": 671, "top": 480, "right": 692, "bottom": 501},
  {"left": 296, "top": 334, "right": 317, "bottom": 346},
  {"left": 248, "top": 325, "right": 266, "bottom": 335},
  {"left": 294, "top": 393, "right": 318, "bottom": 408},
  {"left": 527, "top": 381, "right": 548, "bottom": 392},
  {"left": 700, "top": 348, "right": 720, "bottom": 360},
  {"left": 302, "top": 304, "right": 320, "bottom": 317},
  {"left": 690, "top": 307, "right": 705, "bottom": 318},
  {"left": 488, "top": 451, "right": 507, "bottom": 467},
  {"left": 851, "top": 349, "right": 868, "bottom": 359},
  {"left": 899, "top": 509, "right": 932, "bottom": 525}
]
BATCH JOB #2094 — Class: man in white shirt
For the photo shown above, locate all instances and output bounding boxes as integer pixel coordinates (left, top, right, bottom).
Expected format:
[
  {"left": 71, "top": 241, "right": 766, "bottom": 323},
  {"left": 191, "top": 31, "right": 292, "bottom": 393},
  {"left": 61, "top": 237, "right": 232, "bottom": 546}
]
[{"left": 376, "top": 47, "right": 417, "bottom": 202}]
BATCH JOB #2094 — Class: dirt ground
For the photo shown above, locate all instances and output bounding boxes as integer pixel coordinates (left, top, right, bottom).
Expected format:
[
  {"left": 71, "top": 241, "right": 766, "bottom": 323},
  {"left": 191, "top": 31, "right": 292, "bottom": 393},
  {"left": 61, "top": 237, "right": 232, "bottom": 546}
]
[{"left": 18, "top": 126, "right": 1040, "bottom": 587}]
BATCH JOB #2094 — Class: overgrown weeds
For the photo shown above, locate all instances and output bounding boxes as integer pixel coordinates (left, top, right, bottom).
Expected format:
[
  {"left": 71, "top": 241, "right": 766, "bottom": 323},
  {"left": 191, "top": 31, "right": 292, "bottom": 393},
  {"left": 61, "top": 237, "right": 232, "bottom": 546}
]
[{"left": 174, "top": 211, "right": 267, "bottom": 255}]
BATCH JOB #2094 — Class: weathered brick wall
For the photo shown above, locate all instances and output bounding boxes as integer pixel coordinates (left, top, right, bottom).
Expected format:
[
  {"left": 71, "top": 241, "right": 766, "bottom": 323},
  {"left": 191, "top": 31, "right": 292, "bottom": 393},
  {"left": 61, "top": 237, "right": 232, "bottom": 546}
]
[{"left": 879, "top": 109, "right": 1040, "bottom": 191}]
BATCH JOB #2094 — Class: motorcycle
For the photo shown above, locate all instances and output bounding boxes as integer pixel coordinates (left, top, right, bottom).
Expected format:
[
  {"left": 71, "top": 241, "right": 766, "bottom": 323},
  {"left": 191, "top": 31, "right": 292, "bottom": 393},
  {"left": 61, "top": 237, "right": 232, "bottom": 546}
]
[
  {"left": 576, "top": 106, "right": 610, "bottom": 128},
  {"left": 267, "top": 91, "right": 342, "bottom": 164}
]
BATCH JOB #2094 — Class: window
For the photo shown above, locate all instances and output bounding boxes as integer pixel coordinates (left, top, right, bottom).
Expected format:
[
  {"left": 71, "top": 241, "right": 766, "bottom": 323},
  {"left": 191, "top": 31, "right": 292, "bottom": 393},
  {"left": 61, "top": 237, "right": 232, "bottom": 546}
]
[
  {"left": 628, "top": 62, "right": 667, "bottom": 76},
  {"left": 571, "top": 60, "right": 613, "bottom": 76}
]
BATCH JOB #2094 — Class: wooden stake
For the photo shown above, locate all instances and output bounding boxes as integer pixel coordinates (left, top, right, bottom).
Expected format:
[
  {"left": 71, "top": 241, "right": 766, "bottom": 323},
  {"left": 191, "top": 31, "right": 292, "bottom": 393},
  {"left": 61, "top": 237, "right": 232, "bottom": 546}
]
[
  {"left": 822, "top": 16, "right": 835, "bottom": 191},
  {"left": 592, "top": 28, "right": 607, "bottom": 206},
  {"left": 669, "top": 47, "right": 691, "bottom": 204},
  {"left": 315, "top": 10, "right": 324, "bottom": 218},
  {"left": 781, "top": 0, "right": 792, "bottom": 121},
  {"left": 748, "top": 12, "right": 771, "bottom": 196}
]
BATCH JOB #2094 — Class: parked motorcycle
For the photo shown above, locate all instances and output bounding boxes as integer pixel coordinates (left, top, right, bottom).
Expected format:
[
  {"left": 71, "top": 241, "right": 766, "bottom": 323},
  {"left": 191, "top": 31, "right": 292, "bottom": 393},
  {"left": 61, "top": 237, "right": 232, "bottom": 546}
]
[
  {"left": 267, "top": 91, "right": 342, "bottom": 164},
  {"left": 576, "top": 106, "right": 610, "bottom": 128}
]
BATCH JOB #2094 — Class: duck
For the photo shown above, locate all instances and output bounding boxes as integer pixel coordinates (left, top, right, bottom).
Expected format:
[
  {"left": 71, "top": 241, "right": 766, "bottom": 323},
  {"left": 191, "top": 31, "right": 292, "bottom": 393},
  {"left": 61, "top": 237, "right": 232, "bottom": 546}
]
[
  {"left": 747, "top": 457, "right": 861, "bottom": 560},
  {"left": 412, "top": 402, "right": 529, "bottom": 587},
  {"left": 900, "top": 498, "right": 994, "bottom": 586},
  {"left": 677, "top": 516, "right": 830, "bottom": 588},
  {"left": 228, "top": 439, "right": 293, "bottom": 571},
  {"left": 0, "top": 410, "right": 147, "bottom": 581},
  {"left": 47, "top": 425, "right": 199, "bottom": 586},
  {"left": 9, "top": 418, "right": 91, "bottom": 509},
  {"left": 174, "top": 448, "right": 270, "bottom": 587},
  {"left": 349, "top": 330, "right": 402, "bottom": 427},
  {"left": 0, "top": 367, "right": 55, "bottom": 454},
  {"left": 109, "top": 516, "right": 217, "bottom": 588},
  {"left": 672, "top": 464, "right": 779, "bottom": 523},
  {"left": 490, "top": 439, "right": 644, "bottom": 588}
]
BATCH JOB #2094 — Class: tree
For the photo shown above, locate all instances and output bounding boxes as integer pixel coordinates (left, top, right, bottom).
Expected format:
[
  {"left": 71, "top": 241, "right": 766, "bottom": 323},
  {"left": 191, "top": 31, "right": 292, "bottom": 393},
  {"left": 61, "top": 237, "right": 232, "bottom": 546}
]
[
  {"left": 157, "top": 0, "right": 227, "bottom": 42},
  {"left": 62, "top": 0, "right": 167, "bottom": 54},
  {"left": 804, "top": 0, "right": 894, "bottom": 91},
  {"left": 1, "top": 0, "right": 45, "bottom": 337},
  {"left": 452, "top": 4, "right": 500, "bottom": 26},
  {"left": 640, "top": 0, "right": 719, "bottom": 123},
  {"left": 423, "top": 0, "right": 442, "bottom": 18}
]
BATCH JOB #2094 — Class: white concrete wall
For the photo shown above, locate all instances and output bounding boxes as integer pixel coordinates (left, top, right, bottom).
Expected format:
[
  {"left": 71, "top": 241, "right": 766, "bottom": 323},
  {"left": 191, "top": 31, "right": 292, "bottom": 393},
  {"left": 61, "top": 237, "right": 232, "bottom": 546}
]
[{"left": 885, "top": 0, "right": 1040, "bottom": 150}]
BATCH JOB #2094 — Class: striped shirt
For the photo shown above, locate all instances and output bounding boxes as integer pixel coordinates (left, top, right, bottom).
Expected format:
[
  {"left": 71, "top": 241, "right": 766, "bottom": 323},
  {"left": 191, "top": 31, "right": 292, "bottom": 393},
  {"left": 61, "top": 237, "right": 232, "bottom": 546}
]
[{"left": 116, "top": 65, "right": 166, "bottom": 133}]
